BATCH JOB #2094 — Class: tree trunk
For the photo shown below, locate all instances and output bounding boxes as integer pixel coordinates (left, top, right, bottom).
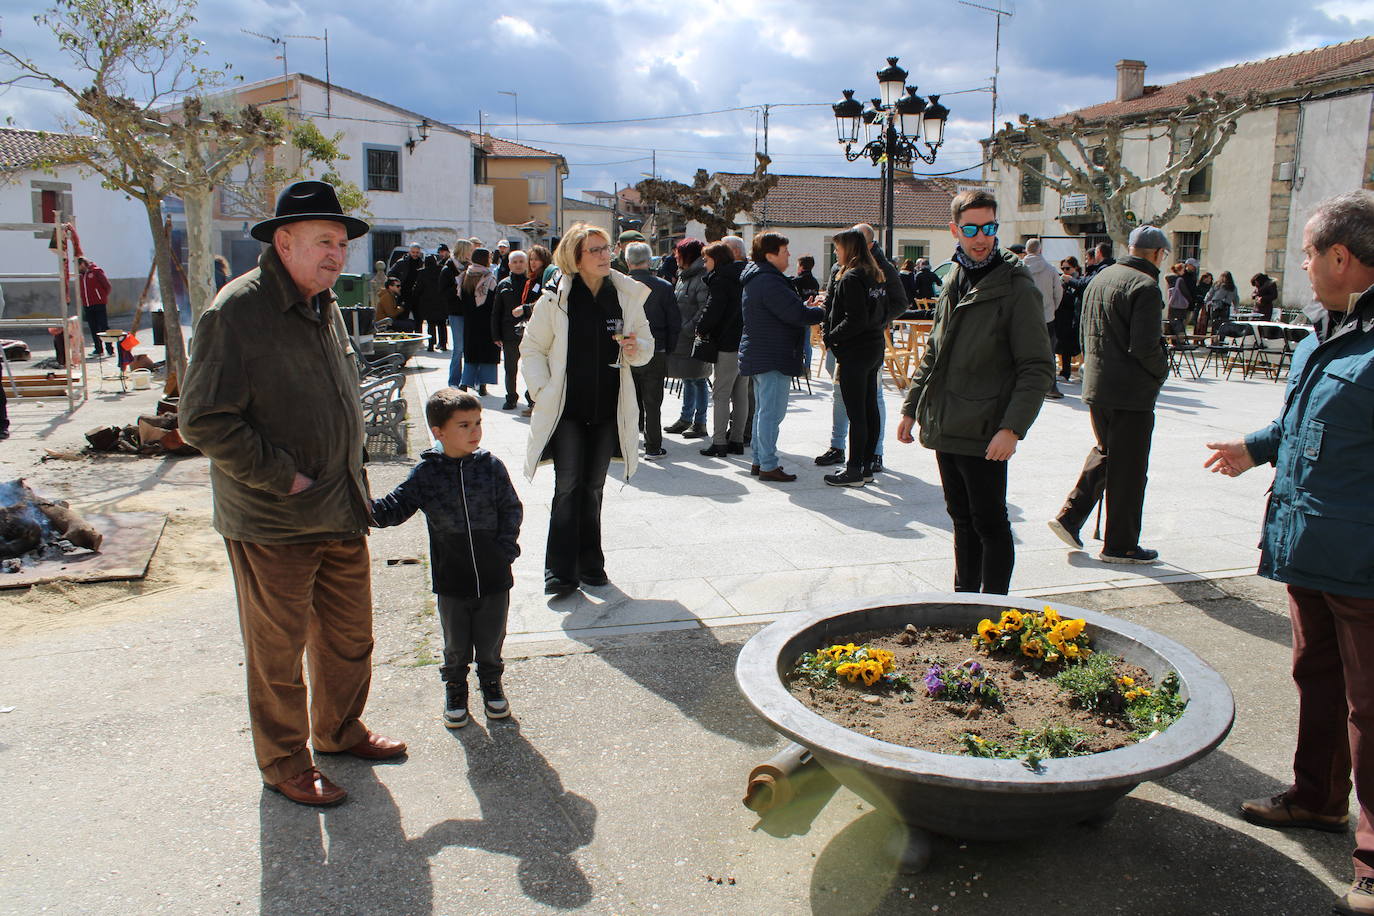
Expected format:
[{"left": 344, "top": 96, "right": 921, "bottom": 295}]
[
  {"left": 182, "top": 186, "right": 218, "bottom": 326},
  {"left": 143, "top": 201, "right": 187, "bottom": 392}
]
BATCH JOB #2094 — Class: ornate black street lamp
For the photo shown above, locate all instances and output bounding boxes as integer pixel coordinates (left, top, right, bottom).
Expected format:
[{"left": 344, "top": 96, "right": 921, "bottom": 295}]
[{"left": 833, "top": 57, "right": 951, "bottom": 258}]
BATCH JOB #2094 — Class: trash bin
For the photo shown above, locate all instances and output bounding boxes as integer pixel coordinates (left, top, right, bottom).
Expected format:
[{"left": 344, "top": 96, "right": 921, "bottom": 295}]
[
  {"left": 340, "top": 305, "right": 376, "bottom": 355},
  {"left": 333, "top": 273, "right": 367, "bottom": 310},
  {"left": 150, "top": 310, "right": 166, "bottom": 346}
]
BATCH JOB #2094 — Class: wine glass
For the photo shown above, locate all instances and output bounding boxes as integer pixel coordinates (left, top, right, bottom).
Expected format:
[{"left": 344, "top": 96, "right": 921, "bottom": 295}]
[{"left": 607, "top": 318, "right": 625, "bottom": 368}]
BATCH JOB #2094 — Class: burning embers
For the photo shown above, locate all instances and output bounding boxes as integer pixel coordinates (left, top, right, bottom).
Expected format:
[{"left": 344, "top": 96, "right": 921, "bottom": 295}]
[{"left": 0, "top": 479, "right": 103, "bottom": 572}]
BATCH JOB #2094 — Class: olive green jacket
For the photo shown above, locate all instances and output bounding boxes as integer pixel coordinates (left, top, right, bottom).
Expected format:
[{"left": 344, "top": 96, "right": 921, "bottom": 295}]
[
  {"left": 900, "top": 250, "right": 1054, "bottom": 456},
  {"left": 180, "top": 247, "right": 370, "bottom": 544},
  {"left": 1079, "top": 256, "right": 1168, "bottom": 411}
]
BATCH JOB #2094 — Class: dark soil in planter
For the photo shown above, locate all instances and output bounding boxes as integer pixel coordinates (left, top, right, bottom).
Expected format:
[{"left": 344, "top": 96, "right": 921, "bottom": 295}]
[{"left": 787, "top": 627, "right": 1157, "bottom": 757}]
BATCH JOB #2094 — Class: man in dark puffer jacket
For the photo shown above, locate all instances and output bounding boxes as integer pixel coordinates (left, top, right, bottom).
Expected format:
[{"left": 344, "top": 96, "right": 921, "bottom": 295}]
[{"left": 371, "top": 388, "right": 523, "bottom": 729}]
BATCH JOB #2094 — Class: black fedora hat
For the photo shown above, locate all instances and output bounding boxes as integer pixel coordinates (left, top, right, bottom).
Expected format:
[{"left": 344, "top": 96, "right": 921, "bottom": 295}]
[{"left": 250, "top": 180, "right": 370, "bottom": 242}]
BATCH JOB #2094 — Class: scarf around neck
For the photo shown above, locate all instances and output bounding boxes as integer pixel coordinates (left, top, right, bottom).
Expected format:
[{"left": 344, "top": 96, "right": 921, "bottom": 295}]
[{"left": 953, "top": 243, "right": 1001, "bottom": 272}]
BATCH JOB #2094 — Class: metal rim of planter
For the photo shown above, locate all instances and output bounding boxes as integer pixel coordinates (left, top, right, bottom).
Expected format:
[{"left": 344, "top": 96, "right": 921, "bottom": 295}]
[{"left": 735, "top": 592, "right": 1235, "bottom": 794}]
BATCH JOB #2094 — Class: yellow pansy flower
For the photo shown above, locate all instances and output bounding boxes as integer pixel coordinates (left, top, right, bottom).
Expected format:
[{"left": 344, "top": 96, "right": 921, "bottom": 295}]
[
  {"left": 1061, "top": 618, "right": 1086, "bottom": 640},
  {"left": 1117, "top": 676, "right": 1135, "bottom": 687},
  {"left": 977, "top": 619, "right": 1000, "bottom": 642},
  {"left": 1022, "top": 638, "right": 1045, "bottom": 659},
  {"left": 1042, "top": 606, "right": 1062, "bottom": 626},
  {"left": 836, "top": 662, "right": 860, "bottom": 681},
  {"left": 1063, "top": 644, "right": 1081, "bottom": 659},
  {"left": 1000, "top": 609, "right": 1025, "bottom": 631}
]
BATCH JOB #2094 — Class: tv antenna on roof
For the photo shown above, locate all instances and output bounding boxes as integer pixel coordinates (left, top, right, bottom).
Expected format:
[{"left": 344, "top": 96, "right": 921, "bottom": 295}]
[
  {"left": 958, "top": 0, "right": 1014, "bottom": 138},
  {"left": 285, "top": 30, "right": 332, "bottom": 117},
  {"left": 241, "top": 29, "right": 288, "bottom": 83}
]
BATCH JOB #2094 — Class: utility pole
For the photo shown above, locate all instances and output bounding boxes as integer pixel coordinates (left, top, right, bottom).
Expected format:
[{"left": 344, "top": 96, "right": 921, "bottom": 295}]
[
  {"left": 242, "top": 29, "right": 288, "bottom": 83},
  {"left": 959, "top": 0, "right": 1014, "bottom": 138},
  {"left": 497, "top": 90, "right": 518, "bottom": 140},
  {"left": 760, "top": 104, "right": 771, "bottom": 229},
  {"left": 285, "top": 31, "right": 330, "bottom": 117}
]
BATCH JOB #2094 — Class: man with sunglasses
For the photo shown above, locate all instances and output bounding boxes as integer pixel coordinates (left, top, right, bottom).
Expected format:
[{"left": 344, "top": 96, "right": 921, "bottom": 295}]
[
  {"left": 896, "top": 188, "right": 1053, "bottom": 594},
  {"left": 1048, "top": 225, "right": 1170, "bottom": 564}
]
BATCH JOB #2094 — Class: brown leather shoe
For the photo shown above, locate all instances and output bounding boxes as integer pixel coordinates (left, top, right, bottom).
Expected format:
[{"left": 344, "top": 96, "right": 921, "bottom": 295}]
[
  {"left": 268, "top": 767, "right": 347, "bottom": 806},
  {"left": 751, "top": 464, "right": 760, "bottom": 476},
  {"left": 335, "top": 732, "right": 408, "bottom": 761},
  {"left": 758, "top": 467, "right": 797, "bottom": 482},
  {"left": 1240, "top": 792, "right": 1348, "bottom": 832}
]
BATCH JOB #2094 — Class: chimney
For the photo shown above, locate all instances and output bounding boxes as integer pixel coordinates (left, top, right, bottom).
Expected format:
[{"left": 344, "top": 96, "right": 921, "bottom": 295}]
[{"left": 1116, "top": 60, "right": 1147, "bottom": 102}]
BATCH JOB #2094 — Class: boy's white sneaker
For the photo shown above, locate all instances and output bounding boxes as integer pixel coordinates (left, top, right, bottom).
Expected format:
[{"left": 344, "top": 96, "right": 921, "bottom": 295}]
[
  {"left": 481, "top": 681, "right": 510, "bottom": 719},
  {"left": 444, "top": 682, "right": 469, "bottom": 728}
]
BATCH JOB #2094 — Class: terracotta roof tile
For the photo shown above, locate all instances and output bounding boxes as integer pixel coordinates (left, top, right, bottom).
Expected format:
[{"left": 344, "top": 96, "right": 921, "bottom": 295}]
[
  {"left": 0, "top": 127, "right": 89, "bottom": 171},
  {"left": 478, "top": 135, "right": 563, "bottom": 160},
  {"left": 1059, "top": 37, "right": 1374, "bottom": 123},
  {"left": 712, "top": 172, "right": 955, "bottom": 228}
]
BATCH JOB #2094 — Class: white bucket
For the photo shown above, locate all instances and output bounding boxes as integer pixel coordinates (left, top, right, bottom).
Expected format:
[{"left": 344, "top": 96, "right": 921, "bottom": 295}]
[{"left": 130, "top": 368, "right": 152, "bottom": 390}]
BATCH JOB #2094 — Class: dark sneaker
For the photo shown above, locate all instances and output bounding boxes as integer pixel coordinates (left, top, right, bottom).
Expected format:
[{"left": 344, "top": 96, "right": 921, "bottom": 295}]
[
  {"left": 727, "top": 441, "right": 745, "bottom": 455},
  {"left": 1045, "top": 386, "right": 1065, "bottom": 400},
  {"left": 1335, "top": 877, "right": 1374, "bottom": 915},
  {"left": 644, "top": 446, "right": 667, "bottom": 460},
  {"left": 502, "top": 397, "right": 518, "bottom": 410},
  {"left": 544, "top": 575, "right": 578, "bottom": 596},
  {"left": 444, "top": 682, "right": 469, "bottom": 729},
  {"left": 580, "top": 570, "right": 609, "bottom": 586},
  {"left": 751, "top": 464, "right": 760, "bottom": 476},
  {"left": 1048, "top": 517, "right": 1084, "bottom": 550},
  {"left": 1100, "top": 546, "right": 1160, "bottom": 564},
  {"left": 1240, "top": 792, "right": 1348, "bottom": 833},
  {"left": 824, "top": 467, "right": 867, "bottom": 488},
  {"left": 814, "top": 447, "right": 845, "bottom": 466},
  {"left": 867, "top": 456, "right": 884, "bottom": 475},
  {"left": 700, "top": 443, "right": 730, "bottom": 457},
  {"left": 663, "top": 418, "right": 690, "bottom": 434},
  {"left": 682, "top": 422, "right": 709, "bottom": 439},
  {"left": 481, "top": 682, "right": 510, "bottom": 719}
]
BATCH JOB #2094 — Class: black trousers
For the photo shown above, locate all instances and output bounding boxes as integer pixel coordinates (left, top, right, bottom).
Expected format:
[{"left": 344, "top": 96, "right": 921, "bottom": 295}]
[
  {"left": 500, "top": 335, "right": 522, "bottom": 401},
  {"left": 425, "top": 317, "right": 448, "bottom": 349},
  {"left": 935, "top": 450, "right": 1013, "bottom": 595},
  {"left": 836, "top": 345, "right": 884, "bottom": 471},
  {"left": 437, "top": 590, "right": 510, "bottom": 686},
  {"left": 83, "top": 303, "right": 111, "bottom": 353},
  {"left": 545, "top": 416, "right": 618, "bottom": 582},
  {"left": 1058, "top": 404, "right": 1156, "bottom": 554},
  {"left": 632, "top": 352, "right": 667, "bottom": 451}
]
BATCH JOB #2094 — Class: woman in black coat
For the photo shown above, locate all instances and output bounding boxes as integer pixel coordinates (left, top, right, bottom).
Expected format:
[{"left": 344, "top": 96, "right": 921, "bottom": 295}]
[
  {"left": 490, "top": 250, "right": 530, "bottom": 410},
  {"left": 1054, "top": 257, "right": 1083, "bottom": 380},
  {"left": 459, "top": 248, "right": 500, "bottom": 395},
  {"left": 822, "top": 228, "right": 886, "bottom": 487},
  {"left": 696, "top": 241, "right": 748, "bottom": 456}
]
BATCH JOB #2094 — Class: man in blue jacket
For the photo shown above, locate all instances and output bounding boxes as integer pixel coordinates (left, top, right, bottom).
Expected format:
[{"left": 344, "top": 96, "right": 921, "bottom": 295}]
[
  {"left": 1205, "top": 190, "right": 1374, "bottom": 916},
  {"left": 739, "top": 232, "right": 825, "bottom": 481}
]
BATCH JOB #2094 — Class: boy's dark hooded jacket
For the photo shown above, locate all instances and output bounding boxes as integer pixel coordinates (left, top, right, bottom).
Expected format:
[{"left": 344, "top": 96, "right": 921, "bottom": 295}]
[{"left": 370, "top": 447, "right": 522, "bottom": 598}]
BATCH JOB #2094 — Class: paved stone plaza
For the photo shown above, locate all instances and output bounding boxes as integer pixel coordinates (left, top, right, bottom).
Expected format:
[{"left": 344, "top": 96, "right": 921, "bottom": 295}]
[{"left": 2, "top": 353, "right": 1343, "bottom": 915}]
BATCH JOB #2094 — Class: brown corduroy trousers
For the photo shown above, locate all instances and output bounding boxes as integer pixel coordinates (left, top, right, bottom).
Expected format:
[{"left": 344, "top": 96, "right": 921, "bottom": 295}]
[{"left": 225, "top": 537, "right": 373, "bottom": 785}]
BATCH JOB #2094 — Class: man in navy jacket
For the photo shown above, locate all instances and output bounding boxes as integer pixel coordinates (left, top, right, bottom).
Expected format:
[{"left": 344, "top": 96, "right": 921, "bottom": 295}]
[{"left": 1206, "top": 191, "right": 1374, "bottom": 916}]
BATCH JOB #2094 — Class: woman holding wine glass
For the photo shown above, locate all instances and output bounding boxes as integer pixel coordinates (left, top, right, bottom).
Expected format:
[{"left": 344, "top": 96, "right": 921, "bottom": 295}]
[{"left": 520, "top": 223, "right": 654, "bottom": 596}]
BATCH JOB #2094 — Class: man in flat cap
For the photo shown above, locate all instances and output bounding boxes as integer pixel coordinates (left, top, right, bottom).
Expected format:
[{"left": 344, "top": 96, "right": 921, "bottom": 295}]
[
  {"left": 1048, "top": 225, "right": 1170, "bottom": 565},
  {"left": 181, "top": 180, "right": 406, "bottom": 807}
]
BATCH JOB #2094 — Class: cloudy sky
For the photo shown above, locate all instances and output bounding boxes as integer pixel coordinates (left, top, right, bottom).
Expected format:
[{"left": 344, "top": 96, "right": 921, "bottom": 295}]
[{"left": 4, "top": 0, "right": 1374, "bottom": 197}]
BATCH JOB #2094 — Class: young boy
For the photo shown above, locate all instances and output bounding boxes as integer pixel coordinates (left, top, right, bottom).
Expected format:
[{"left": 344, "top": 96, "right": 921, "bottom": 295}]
[{"left": 371, "top": 388, "right": 523, "bottom": 727}]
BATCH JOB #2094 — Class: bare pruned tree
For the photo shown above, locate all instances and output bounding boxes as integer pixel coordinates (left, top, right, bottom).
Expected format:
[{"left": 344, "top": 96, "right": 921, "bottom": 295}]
[
  {"left": 636, "top": 153, "right": 778, "bottom": 242},
  {"left": 989, "top": 92, "right": 1254, "bottom": 249}
]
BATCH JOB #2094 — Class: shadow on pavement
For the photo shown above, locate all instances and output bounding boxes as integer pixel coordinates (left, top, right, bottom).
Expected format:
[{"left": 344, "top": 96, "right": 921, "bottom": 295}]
[
  {"left": 807, "top": 796, "right": 1336, "bottom": 915},
  {"left": 559, "top": 591, "right": 776, "bottom": 748}
]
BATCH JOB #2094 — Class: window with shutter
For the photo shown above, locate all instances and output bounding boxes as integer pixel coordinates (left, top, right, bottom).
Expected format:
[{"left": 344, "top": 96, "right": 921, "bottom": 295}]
[{"left": 1020, "top": 156, "right": 1045, "bottom": 207}]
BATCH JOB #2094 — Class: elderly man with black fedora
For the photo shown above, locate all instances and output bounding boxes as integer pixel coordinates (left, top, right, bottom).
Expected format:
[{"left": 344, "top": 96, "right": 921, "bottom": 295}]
[{"left": 180, "top": 180, "right": 406, "bottom": 807}]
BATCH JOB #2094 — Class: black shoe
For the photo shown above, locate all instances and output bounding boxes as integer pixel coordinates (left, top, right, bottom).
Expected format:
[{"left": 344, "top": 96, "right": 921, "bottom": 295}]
[
  {"left": 480, "top": 681, "right": 510, "bottom": 719},
  {"left": 1045, "top": 386, "right": 1065, "bottom": 400},
  {"left": 727, "top": 441, "right": 745, "bottom": 455},
  {"left": 443, "top": 681, "right": 469, "bottom": 729},
  {"left": 1047, "top": 517, "right": 1084, "bottom": 550},
  {"left": 479, "top": 385, "right": 489, "bottom": 396},
  {"left": 427, "top": 345, "right": 435, "bottom": 352},
  {"left": 90, "top": 348, "right": 104, "bottom": 359},
  {"left": 824, "top": 467, "right": 867, "bottom": 488},
  {"left": 544, "top": 575, "right": 578, "bottom": 596},
  {"left": 700, "top": 443, "right": 730, "bottom": 457},
  {"left": 814, "top": 447, "right": 845, "bottom": 466},
  {"left": 866, "top": 456, "right": 884, "bottom": 478},
  {"left": 580, "top": 570, "right": 609, "bottom": 586},
  {"left": 0, "top": 429, "right": 9, "bottom": 440},
  {"left": 644, "top": 446, "right": 666, "bottom": 460},
  {"left": 682, "top": 423, "right": 709, "bottom": 439},
  {"left": 457, "top": 385, "right": 469, "bottom": 392},
  {"left": 664, "top": 418, "right": 690, "bottom": 434},
  {"left": 751, "top": 464, "right": 760, "bottom": 476},
  {"left": 1100, "top": 546, "right": 1159, "bottom": 564},
  {"left": 439, "top": 346, "right": 449, "bottom": 352},
  {"left": 502, "top": 397, "right": 518, "bottom": 410}
]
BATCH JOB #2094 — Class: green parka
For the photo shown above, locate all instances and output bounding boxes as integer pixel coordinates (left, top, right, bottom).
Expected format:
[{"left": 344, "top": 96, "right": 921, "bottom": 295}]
[
  {"left": 1079, "top": 256, "right": 1168, "bottom": 411},
  {"left": 900, "top": 249, "right": 1054, "bottom": 456}
]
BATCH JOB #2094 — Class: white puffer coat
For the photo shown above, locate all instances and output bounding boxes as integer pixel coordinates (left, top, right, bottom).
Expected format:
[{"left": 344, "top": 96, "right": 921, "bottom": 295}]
[{"left": 519, "top": 269, "right": 652, "bottom": 481}]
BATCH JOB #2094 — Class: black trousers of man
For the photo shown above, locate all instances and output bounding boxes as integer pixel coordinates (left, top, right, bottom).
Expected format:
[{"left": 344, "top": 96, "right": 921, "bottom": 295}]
[
  {"left": 1057, "top": 404, "right": 1156, "bottom": 554},
  {"left": 500, "top": 334, "right": 522, "bottom": 404},
  {"left": 632, "top": 352, "right": 668, "bottom": 452},
  {"left": 935, "top": 451, "right": 1014, "bottom": 594}
]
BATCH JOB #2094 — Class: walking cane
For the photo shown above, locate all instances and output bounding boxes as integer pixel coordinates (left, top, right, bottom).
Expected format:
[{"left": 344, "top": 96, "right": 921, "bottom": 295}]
[{"left": 1093, "top": 497, "right": 1103, "bottom": 542}]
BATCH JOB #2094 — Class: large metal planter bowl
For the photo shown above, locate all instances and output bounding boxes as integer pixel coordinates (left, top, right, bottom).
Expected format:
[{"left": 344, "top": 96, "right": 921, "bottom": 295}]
[
  {"left": 736, "top": 593, "right": 1233, "bottom": 844},
  {"left": 370, "top": 333, "right": 428, "bottom": 363}
]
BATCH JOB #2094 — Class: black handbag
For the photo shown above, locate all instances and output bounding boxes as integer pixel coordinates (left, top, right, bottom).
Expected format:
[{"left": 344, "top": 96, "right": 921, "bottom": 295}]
[{"left": 690, "top": 335, "right": 718, "bottom": 363}]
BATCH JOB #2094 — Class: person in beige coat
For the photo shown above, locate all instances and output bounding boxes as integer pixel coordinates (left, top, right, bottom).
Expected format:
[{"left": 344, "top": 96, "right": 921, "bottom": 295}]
[{"left": 520, "top": 223, "right": 652, "bottom": 597}]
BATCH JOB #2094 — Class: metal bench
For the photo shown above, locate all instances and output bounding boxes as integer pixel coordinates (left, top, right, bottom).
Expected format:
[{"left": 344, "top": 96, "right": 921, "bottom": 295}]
[{"left": 359, "top": 373, "right": 408, "bottom": 455}]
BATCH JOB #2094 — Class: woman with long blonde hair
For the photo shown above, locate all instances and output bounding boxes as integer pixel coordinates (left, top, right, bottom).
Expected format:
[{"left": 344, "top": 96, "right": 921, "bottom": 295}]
[{"left": 820, "top": 228, "right": 886, "bottom": 487}]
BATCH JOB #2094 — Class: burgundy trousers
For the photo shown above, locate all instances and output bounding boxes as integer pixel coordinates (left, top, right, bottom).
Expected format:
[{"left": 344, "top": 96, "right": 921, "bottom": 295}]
[
  {"left": 225, "top": 537, "right": 374, "bottom": 785},
  {"left": 1287, "top": 584, "right": 1374, "bottom": 878}
]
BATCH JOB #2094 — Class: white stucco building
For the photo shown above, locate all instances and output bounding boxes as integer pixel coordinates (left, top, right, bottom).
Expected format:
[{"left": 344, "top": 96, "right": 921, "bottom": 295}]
[{"left": 984, "top": 38, "right": 1374, "bottom": 312}]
